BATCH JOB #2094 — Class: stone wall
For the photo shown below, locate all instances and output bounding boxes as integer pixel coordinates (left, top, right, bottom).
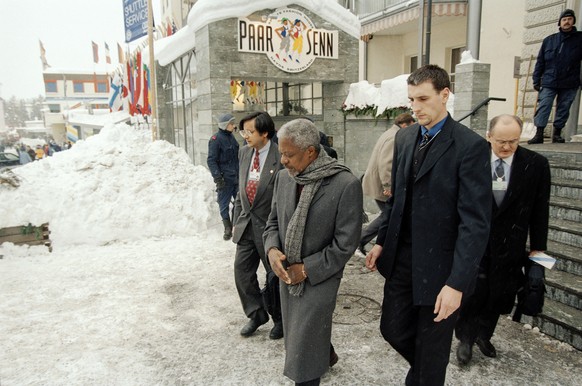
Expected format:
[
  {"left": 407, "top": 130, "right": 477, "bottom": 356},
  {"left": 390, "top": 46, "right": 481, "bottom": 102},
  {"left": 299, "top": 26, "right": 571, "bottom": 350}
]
[{"left": 191, "top": 5, "right": 359, "bottom": 168}]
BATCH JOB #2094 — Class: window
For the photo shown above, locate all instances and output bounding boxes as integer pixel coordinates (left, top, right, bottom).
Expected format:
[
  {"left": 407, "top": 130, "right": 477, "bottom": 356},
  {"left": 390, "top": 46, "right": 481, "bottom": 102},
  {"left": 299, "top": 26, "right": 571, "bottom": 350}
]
[
  {"left": 450, "top": 46, "right": 466, "bottom": 92},
  {"left": 410, "top": 56, "right": 418, "bottom": 73},
  {"left": 45, "top": 81, "right": 57, "bottom": 93},
  {"left": 73, "top": 82, "right": 84, "bottom": 93},
  {"left": 48, "top": 104, "right": 61, "bottom": 113},
  {"left": 264, "top": 81, "right": 323, "bottom": 117},
  {"left": 95, "top": 82, "right": 107, "bottom": 93}
]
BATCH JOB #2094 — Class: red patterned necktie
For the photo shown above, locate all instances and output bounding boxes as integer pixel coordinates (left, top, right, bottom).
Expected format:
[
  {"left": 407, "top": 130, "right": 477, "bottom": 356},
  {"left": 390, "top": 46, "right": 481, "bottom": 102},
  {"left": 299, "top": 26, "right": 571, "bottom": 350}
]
[{"left": 246, "top": 150, "right": 260, "bottom": 205}]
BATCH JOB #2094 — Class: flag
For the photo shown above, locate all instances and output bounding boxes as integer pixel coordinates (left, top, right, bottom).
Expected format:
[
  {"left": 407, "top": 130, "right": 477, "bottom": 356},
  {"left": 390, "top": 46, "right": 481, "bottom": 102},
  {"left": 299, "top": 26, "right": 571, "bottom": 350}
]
[
  {"left": 39, "top": 40, "right": 50, "bottom": 70},
  {"left": 117, "top": 42, "right": 125, "bottom": 63},
  {"left": 166, "top": 22, "right": 173, "bottom": 37},
  {"left": 105, "top": 42, "right": 111, "bottom": 64},
  {"left": 92, "top": 41, "right": 99, "bottom": 63},
  {"left": 143, "top": 64, "right": 151, "bottom": 115},
  {"left": 108, "top": 74, "right": 123, "bottom": 112}
]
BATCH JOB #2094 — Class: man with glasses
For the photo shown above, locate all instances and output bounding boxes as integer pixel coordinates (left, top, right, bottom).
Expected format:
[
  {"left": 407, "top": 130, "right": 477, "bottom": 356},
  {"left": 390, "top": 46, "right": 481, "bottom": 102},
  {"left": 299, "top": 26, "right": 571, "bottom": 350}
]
[
  {"left": 455, "top": 114, "right": 551, "bottom": 366},
  {"left": 232, "top": 112, "right": 284, "bottom": 339}
]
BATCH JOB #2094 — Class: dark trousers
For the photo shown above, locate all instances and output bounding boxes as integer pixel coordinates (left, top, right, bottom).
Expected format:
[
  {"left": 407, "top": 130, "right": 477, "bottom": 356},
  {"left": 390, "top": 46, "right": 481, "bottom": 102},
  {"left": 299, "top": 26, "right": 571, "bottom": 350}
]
[
  {"left": 380, "top": 242, "right": 458, "bottom": 386},
  {"left": 234, "top": 225, "right": 271, "bottom": 319},
  {"left": 455, "top": 272, "right": 500, "bottom": 344},
  {"left": 360, "top": 200, "right": 387, "bottom": 247},
  {"left": 217, "top": 184, "right": 237, "bottom": 220}
]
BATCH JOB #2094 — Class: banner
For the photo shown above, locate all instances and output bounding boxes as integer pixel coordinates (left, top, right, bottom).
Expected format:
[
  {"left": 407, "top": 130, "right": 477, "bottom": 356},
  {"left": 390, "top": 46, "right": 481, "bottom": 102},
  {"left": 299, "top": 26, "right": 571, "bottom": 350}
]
[{"left": 123, "top": 0, "right": 149, "bottom": 43}]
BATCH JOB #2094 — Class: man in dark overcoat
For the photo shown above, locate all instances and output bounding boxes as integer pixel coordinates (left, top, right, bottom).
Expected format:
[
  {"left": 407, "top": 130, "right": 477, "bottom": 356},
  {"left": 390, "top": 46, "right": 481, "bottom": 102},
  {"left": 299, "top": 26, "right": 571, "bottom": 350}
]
[
  {"left": 455, "top": 114, "right": 551, "bottom": 365},
  {"left": 264, "top": 118, "right": 362, "bottom": 386},
  {"left": 232, "top": 112, "right": 284, "bottom": 340},
  {"left": 365, "top": 64, "right": 492, "bottom": 385}
]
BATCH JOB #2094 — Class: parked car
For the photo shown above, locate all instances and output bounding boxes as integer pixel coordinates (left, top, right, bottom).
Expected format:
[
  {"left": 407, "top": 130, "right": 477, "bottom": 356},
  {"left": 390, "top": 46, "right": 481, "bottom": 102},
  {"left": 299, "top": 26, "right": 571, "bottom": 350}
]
[{"left": 0, "top": 152, "right": 20, "bottom": 170}]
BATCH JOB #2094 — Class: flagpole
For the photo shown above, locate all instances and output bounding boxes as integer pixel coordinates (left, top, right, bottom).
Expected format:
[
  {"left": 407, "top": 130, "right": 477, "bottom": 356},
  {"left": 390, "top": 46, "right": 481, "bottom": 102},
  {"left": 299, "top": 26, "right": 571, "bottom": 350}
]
[{"left": 147, "top": 0, "right": 158, "bottom": 141}]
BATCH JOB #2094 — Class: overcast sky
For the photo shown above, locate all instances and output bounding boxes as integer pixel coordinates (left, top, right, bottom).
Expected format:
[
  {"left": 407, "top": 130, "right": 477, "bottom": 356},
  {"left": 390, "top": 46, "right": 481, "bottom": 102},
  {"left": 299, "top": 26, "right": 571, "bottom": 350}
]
[{"left": 0, "top": 0, "right": 161, "bottom": 100}]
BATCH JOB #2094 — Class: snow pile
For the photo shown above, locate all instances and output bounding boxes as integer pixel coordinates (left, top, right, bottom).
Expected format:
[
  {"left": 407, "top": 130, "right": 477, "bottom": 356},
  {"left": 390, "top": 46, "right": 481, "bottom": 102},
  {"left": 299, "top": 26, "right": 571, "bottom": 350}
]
[
  {"left": 343, "top": 74, "right": 456, "bottom": 118},
  {"left": 0, "top": 123, "right": 219, "bottom": 248},
  {"left": 460, "top": 50, "right": 480, "bottom": 64}
]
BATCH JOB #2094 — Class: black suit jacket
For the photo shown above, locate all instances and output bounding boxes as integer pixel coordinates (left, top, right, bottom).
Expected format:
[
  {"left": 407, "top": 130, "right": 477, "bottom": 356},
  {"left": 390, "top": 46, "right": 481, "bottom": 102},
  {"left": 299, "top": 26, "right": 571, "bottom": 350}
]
[
  {"left": 484, "top": 146, "right": 551, "bottom": 313},
  {"left": 376, "top": 115, "right": 492, "bottom": 305},
  {"left": 232, "top": 142, "right": 282, "bottom": 257}
]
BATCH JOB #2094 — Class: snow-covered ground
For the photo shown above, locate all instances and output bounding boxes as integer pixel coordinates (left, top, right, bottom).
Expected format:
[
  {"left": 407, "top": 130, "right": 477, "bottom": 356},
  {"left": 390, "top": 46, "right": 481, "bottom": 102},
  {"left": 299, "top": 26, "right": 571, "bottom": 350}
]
[{"left": 1, "top": 124, "right": 580, "bottom": 385}]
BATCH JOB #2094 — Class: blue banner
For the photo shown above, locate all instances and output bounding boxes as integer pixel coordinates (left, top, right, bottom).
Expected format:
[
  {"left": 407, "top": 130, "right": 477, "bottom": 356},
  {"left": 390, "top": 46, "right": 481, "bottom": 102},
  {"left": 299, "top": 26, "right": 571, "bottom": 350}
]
[{"left": 123, "top": 0, "right": 149, "bottom": 43}]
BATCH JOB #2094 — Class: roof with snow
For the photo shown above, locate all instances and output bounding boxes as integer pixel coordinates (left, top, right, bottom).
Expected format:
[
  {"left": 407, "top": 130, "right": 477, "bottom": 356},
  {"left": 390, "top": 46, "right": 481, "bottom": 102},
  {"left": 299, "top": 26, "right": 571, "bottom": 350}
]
[{"left": 156, "top": 0, "right": 360, "bottom": 66}]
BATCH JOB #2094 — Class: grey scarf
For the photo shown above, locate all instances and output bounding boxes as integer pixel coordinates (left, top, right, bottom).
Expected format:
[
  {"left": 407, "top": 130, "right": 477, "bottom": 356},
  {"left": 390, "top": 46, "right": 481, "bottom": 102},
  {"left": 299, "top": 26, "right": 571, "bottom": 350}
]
[{"left": 285, "top": 149, "right": 351, "bottom": 296}]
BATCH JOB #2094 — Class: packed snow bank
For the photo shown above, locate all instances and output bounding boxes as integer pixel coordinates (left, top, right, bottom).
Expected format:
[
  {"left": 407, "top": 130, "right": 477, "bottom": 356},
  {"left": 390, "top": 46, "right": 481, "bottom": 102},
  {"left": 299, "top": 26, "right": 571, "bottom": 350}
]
[{"left": 0, "top": 124, "right": 219, "bottom": 248}]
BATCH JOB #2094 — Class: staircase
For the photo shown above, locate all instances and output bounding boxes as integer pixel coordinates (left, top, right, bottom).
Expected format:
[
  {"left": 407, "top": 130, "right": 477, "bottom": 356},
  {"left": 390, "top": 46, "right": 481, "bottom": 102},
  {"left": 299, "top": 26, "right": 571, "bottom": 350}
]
[{"left": 522, "top": 143, "right": 582, "bottom": 351}]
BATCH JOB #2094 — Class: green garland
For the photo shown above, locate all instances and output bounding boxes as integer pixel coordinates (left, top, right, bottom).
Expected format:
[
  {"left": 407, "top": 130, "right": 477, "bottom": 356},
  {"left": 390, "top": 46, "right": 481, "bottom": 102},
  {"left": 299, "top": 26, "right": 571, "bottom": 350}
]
[{"left": 341, "top": 104, "right": 412, "bottom": 122}]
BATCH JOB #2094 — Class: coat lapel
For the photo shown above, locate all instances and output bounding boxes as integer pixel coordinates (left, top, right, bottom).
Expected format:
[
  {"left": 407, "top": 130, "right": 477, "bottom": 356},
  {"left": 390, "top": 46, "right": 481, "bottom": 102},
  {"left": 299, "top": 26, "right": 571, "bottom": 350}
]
[
  {"left": 496, "top": 147, "right": 526, "bottom": 214},
  {"left": 240, "top": 146, "right": 253, "bottom": 209},
  {"left": 414, "top": 120, "right": 454, "bottom": 182},
  {"left": 253, "top": 143, "right": 279, "bottom": 204}
]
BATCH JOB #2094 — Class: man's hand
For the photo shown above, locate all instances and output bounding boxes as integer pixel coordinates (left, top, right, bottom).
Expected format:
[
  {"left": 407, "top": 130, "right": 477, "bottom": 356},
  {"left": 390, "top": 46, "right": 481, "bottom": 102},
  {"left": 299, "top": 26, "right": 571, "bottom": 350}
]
[
  {"left": 365, "top": 244, "right": 383, "bottom": 271},
  {"left": 268, "top": 248, "right": 290, "bottom": 284},
  {"left": 382, "top": 188, "right": 391, "bottom": 197},
  {"left": 286, "top": 263, "right": 307, "bottom": 285},
  {"left": 533, "top": 84, "right": 541, "bottom": 92},
  {"left": 433, "top": 285, "right": 463, "bottom": 322},
  {"left": 214, "top": 177, "right": 225, "bottom": 190}
]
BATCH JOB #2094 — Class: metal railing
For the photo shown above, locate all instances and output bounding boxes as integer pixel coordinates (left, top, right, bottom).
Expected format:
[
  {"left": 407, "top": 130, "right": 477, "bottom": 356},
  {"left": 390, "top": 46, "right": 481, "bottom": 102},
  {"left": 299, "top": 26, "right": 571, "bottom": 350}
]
[{"left": 456, "top": 97, "right": 506, "bottom": 123}]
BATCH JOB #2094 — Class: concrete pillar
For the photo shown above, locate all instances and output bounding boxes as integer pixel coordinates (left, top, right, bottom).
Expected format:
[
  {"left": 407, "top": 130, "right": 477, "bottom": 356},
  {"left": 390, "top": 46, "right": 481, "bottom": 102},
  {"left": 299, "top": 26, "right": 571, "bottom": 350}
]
[{"left": 453, "top": 62, "right": 491, "bottom": 136}]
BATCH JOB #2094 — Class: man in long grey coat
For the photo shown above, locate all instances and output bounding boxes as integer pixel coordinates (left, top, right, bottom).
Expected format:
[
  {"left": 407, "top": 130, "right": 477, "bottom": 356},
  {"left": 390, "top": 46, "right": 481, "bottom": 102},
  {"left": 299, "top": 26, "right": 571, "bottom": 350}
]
[{"left": 264, "top": 118, "right": 363, "bottom": 386}]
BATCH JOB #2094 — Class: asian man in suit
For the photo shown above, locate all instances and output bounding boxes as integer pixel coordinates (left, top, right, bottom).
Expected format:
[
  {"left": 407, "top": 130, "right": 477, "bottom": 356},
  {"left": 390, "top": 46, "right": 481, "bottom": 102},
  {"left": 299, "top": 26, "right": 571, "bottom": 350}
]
[{"left": 232, "top": 112, "right": 284, "bottom": 340}]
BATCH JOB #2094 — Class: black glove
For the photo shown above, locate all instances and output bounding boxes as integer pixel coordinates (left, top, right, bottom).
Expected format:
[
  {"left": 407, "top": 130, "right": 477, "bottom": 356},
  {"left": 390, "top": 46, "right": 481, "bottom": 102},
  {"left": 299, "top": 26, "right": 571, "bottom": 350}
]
[
  {"left": 533, "top": 84, "right": 540, "bottom": 92},
  {"left": 214, "top": 177, "right": 225, "bottom": 190}
]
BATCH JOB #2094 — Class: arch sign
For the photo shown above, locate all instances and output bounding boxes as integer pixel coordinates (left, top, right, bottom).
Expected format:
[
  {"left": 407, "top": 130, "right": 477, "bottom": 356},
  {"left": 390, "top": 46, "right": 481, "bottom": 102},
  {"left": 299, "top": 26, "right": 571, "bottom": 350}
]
[{"left": 238, "top": 8, "right": 339, "bottom": 73}]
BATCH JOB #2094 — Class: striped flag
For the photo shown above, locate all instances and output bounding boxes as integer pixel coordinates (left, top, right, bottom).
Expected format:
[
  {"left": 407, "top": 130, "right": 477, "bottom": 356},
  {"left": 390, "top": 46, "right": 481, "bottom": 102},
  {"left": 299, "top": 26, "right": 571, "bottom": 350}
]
[
  {"left": 92, "top": 41, "right": 99, "bottom": 63},
  {"left": 108, "top": 74, "right": 123, "bottom": 111},
  {"left": 105, "top": 42, "right": 111, "bottom": 64}
]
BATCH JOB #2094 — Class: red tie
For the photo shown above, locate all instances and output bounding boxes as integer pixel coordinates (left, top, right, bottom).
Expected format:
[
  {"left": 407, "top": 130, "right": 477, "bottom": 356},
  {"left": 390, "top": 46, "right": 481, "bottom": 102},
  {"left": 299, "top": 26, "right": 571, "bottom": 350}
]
[{"left": 246, "top": 150, "right": 260, "bottom": 205}]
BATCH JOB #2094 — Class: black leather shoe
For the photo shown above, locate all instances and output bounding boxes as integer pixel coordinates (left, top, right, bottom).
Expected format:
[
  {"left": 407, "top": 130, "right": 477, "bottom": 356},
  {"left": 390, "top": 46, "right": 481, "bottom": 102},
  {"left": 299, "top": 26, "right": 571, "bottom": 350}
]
[
  {"left": 240, "top": 309, "right": 269, "bottom": 337},
  {"left": 330, "top": 347, "right": 339, "bottom": 367},
  {"left": 527, "top": 134, "right": 544, "bottom": 144},
  {"left": 269, "top": 321, "right": 284, "bottom": 340},
  {"left": 476, "top": 337, "right": 497, "bottom": 358},
  {"left": 456, "top": 342, "right": 472, "bottom": 365},
  {"left": 552, "top": 135, "right": 565, "bottom": 143}
]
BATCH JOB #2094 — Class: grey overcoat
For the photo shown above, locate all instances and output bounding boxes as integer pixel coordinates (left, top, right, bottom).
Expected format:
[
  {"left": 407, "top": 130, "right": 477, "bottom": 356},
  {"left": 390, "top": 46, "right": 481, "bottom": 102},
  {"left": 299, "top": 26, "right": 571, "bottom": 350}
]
[{"left": 263, "top": 167, "right": 363, "bottom": 383}]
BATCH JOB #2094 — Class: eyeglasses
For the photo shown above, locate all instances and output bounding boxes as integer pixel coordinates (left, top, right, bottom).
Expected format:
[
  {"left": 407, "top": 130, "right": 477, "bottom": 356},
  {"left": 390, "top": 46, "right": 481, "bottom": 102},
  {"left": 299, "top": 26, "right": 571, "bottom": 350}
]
[
  {"left": 492, "top": 138, "right": 520, "bottom": 146},
  {"left": 239, "top": 129, "right": 256, "bottom": 138}
]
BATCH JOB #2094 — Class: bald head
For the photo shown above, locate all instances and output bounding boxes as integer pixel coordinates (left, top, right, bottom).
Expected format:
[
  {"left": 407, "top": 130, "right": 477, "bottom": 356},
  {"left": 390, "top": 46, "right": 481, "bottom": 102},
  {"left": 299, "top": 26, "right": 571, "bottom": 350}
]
[{"left": 487, "top": 114, "right": 522, "bottom": 159}]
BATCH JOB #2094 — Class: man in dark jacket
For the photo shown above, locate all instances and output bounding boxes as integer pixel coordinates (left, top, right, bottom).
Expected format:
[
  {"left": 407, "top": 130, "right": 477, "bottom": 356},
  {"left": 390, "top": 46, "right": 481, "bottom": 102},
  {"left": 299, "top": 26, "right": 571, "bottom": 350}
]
[
  {"left": 366, "top": 65, "right": 491, "bottom": 385},
  {"left": 529, "top": 9, "right": 582, "bottom": 144},
  {"left": 455, "top": 114, "right": 551, "bottom": 365},
  {"left": 207, "top": 113, "right": 239, "bottom": 240}
]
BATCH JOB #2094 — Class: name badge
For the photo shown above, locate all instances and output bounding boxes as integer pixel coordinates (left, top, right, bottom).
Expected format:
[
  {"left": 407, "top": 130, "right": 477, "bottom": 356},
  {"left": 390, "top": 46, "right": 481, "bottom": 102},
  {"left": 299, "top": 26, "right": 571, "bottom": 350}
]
[
  {"left": 249, "top": 170, "right": 261, "bottom": 181},
  {"left": 492, "top": 180, "right": 508, "bottom": 191}
]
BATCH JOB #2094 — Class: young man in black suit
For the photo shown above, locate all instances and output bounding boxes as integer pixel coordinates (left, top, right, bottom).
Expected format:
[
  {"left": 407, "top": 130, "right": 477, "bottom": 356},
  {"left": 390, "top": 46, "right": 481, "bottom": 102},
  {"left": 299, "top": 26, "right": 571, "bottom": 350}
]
[
  {"left": 455, "top": 114, "right": 551, "bottom": 365},
  {"left": 366, "top": 64, "right": 492, "bottom": 385}
]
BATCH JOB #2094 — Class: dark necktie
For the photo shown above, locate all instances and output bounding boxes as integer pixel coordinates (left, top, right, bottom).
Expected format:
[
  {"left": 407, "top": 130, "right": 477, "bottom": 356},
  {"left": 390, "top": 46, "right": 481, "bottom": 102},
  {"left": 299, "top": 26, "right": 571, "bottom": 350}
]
[
  {"left": 418, "top": 132, "right": 431, "bottom": 150},
  {"left": 493, "top": 159, "right": 506, "bottom": 206},
  {"left": 246, "top": 150, "right": 260, "bottom": 205},
  {"left": 493, "top": 159, "right": 505, "bottom": 182}
]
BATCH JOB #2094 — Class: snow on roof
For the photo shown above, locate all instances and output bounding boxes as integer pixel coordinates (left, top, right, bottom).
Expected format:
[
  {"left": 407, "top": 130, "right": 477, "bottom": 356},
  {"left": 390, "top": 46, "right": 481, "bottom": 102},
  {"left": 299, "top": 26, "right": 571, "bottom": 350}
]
[
  {"left": 157, "top": 0, "right": 360, "bottom": 67},
  {"left": 67, "top": 111, "right": 131, "bottom": 127}
]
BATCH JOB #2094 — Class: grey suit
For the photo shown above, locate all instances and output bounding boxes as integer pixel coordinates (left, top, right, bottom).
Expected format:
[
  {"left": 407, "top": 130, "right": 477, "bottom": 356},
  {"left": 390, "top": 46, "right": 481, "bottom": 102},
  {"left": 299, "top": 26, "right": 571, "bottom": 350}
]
[
  {"left": 263, "top": 168, "right": 363, "bottom": 383},
  {"left": 233, "top": 142, "right": 282, "bottom": 319}
]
